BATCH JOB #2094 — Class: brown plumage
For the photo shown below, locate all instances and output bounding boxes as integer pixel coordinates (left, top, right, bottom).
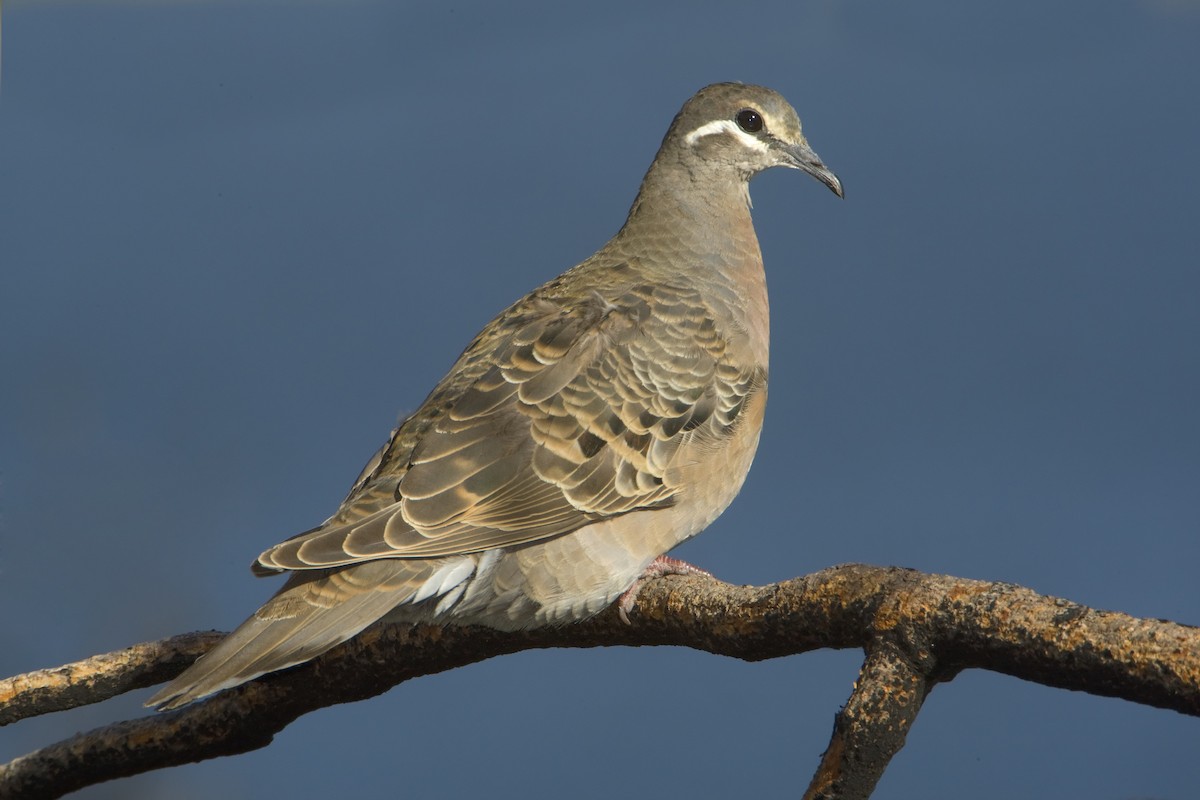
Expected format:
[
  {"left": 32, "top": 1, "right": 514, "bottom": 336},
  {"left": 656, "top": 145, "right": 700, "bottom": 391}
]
[{"left": 148, "top": 82, "right": 842, "bottom": 711}]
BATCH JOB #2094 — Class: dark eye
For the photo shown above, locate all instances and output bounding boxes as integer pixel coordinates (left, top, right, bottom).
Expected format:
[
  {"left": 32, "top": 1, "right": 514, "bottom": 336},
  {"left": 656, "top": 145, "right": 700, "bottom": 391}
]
[{"left": 735, "top": 108, "right": 763, "bottom": 133}]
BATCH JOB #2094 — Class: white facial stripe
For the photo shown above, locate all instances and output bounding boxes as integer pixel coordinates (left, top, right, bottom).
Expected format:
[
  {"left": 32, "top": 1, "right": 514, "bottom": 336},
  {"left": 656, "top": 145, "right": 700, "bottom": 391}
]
[{"left": 683, "top": 119, "right": 770, "bottom": 153}]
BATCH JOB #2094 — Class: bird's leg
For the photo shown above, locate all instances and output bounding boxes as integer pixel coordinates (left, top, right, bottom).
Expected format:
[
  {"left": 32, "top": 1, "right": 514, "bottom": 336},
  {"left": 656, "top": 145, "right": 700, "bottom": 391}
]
[{"left": 617, "top": 555, "right": 714, "bottom": 624}]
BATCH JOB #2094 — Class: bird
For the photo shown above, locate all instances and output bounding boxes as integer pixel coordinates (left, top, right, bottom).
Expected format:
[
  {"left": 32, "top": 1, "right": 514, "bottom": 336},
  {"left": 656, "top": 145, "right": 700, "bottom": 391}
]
[{"left": 147, "top": 82, "right": 843, "bottom": 711}]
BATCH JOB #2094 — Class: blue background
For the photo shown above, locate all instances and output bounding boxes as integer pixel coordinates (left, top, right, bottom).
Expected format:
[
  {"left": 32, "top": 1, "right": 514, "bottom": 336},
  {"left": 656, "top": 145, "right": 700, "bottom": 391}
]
[{"left": 2, "top": 1, "right": 1198, "bottom": 798}]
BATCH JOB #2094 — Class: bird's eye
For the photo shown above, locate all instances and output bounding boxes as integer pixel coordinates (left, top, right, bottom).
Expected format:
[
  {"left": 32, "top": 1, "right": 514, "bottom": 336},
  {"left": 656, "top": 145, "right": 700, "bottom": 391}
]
[{"left": 735, "top": 108, "right": 763, "bottom": 133}]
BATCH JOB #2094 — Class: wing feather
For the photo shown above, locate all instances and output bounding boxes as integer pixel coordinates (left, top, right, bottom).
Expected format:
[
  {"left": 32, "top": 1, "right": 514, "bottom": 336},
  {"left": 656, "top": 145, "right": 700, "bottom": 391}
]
[{"left": 256, "top": 279, "right": 759, "bottom": 573}]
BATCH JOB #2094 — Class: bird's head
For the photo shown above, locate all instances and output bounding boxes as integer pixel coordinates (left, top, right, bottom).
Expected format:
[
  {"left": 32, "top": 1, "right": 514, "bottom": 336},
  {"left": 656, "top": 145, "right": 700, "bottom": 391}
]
[{"left": 666, "top": 82, "right": 844, "bottom": 198}]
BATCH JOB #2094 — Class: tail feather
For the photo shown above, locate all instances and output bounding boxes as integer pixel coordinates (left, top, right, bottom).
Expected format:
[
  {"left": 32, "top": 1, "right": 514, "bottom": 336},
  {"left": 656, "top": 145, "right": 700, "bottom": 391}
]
[{"left": 146, "top": 559, "right": 451, "bottom": 710}]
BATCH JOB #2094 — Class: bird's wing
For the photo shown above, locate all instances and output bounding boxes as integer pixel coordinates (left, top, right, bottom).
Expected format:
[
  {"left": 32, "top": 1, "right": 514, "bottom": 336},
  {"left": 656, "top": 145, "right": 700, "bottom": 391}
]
[{"left": 256, "top": 278, "right": 756, "bottom": 572}]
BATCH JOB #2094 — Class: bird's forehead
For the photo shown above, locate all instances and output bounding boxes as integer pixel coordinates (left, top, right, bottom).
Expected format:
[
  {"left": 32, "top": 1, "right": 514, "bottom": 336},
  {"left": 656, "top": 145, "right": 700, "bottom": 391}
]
[{"left": 747, "top": 91, "right": 804, "bottom": 135}]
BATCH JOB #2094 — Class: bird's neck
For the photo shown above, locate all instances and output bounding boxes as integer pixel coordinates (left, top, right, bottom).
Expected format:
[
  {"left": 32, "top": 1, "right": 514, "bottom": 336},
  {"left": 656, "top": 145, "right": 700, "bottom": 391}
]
[{"left": 621, "top": 159, "right": 757, "bottom": 246}]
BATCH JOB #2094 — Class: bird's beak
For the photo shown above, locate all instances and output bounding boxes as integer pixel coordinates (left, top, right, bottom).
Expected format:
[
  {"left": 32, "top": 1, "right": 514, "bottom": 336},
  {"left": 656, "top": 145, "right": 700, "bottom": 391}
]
[{"left": 782, "top": 140, "right": 844, "bottom": 198}]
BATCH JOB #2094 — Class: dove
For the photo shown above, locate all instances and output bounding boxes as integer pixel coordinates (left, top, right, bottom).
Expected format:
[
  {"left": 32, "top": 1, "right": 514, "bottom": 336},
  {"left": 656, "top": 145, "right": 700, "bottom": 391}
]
[{"left": 148, "top": 82, "right": 842, "bottom": 710}]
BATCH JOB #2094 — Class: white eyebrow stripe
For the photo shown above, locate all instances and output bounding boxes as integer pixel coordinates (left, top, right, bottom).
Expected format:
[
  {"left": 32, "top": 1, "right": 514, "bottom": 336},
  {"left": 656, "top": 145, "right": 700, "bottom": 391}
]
[{"left": 683, "top": 119, "right": 770, "bottom": 152}]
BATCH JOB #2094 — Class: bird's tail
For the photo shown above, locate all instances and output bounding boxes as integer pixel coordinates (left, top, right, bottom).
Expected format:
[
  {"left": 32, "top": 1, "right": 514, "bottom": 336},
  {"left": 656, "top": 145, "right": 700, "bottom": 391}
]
[{"left": 146, "top": 559, "right": 449, "bottom": 711}]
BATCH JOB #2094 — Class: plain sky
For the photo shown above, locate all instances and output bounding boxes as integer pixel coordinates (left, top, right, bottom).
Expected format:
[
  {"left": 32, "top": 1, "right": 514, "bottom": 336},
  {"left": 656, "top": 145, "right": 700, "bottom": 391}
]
[{"left": 1, "top": 1, "right": 1198, "bottom": 798}]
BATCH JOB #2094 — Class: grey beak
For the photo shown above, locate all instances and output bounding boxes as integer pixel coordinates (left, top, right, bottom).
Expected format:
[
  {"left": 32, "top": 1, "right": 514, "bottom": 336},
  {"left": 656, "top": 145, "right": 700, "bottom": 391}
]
[{"left": 783, "top": 140, "right": 844, "bottom": 198}]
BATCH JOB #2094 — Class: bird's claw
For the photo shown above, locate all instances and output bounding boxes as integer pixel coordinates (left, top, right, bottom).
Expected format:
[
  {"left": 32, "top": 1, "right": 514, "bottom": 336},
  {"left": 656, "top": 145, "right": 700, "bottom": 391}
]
[{"left": 616, "top": 555, "right": 715, "bottom": 624}]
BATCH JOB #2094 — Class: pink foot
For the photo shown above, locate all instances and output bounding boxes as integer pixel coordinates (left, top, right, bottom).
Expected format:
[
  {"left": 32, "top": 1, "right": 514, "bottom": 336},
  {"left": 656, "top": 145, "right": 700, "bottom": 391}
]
[{"left": 617, "top": 555, "right": 714, "bottom": 624}]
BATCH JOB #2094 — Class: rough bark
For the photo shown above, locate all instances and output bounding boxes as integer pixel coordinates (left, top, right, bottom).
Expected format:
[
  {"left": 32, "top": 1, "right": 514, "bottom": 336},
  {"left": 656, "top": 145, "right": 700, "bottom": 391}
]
[{"left": 1, "top": 565, "right": 1197, "bottom": 800}]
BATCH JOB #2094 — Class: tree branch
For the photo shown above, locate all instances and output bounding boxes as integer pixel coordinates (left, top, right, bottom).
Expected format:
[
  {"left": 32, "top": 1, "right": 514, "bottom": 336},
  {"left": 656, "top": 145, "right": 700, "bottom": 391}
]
[
  {"left": 0, "top": 632, "right": 225, "bottom": 726},
  {"left": 1, "top": 565, "right": 1196, "bottom": 800},
  {"left": 805, "top": 643, "right": 933, "bottom": 800}
]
